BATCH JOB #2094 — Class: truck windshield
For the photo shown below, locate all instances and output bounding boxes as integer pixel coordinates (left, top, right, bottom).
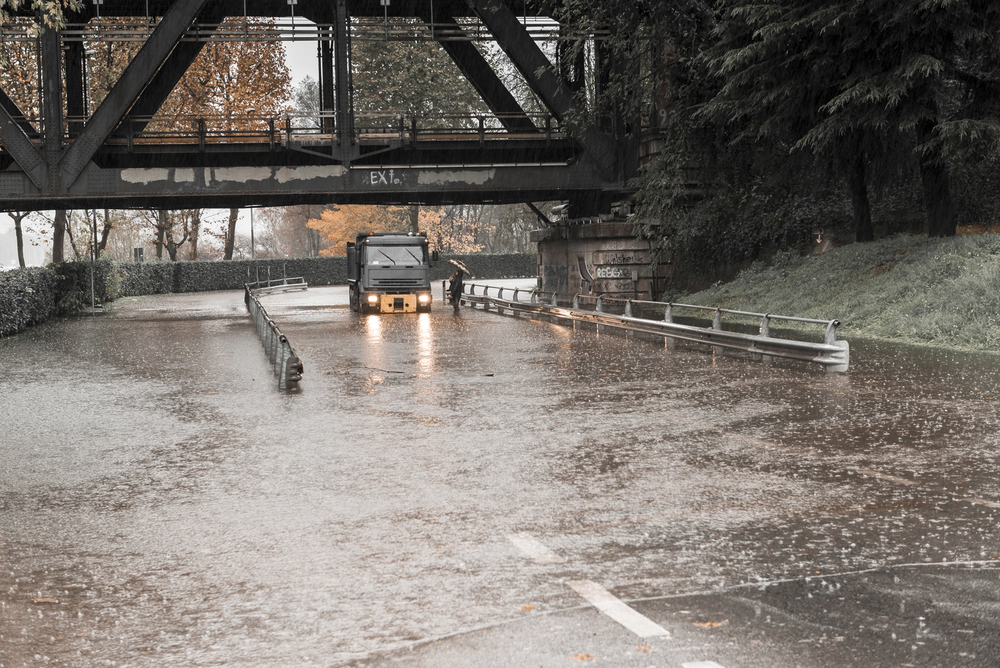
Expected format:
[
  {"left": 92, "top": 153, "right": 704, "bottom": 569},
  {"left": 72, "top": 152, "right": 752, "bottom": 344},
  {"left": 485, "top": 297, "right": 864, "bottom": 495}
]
[{"left": 365, "top": 246, "right": 425, "bottom": 266}]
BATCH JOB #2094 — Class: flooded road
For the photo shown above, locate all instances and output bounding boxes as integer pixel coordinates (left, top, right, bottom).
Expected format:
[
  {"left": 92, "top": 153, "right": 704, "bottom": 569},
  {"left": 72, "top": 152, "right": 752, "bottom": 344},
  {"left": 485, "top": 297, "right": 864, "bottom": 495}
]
[{"left": 2, "top": 284, "right": 999, "bottom": 667}]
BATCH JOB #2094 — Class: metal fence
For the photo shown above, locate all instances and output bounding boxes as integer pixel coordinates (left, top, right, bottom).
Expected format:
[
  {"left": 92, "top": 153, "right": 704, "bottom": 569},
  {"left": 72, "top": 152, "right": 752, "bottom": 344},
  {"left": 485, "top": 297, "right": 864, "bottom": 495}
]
[
  {"left": 244, "top": 282, "right": 305, "bottom": 391},
  {"left": 459, "top": 283, "right": 850, "bottom": 373}
]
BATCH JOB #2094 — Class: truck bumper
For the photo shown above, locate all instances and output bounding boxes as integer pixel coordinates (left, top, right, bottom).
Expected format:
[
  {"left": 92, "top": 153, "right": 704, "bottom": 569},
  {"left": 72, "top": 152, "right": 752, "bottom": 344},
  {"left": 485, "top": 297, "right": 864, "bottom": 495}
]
[{"left": 377, "top": 294, "right": 418, "bottom": 313}]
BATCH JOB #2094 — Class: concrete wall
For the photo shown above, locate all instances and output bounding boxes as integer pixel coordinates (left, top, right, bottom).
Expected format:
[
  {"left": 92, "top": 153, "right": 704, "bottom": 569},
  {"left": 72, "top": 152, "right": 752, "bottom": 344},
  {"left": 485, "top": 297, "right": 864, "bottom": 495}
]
[{"left": 529, "top": 222, "right": 671, "bottom": 300}]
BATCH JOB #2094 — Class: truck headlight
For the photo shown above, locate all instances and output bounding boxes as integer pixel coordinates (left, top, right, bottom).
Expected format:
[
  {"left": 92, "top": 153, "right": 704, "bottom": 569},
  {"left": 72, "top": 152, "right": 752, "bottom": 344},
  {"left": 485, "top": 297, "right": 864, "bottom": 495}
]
[
  {"left": 418, "top": 293, "right": 430, "bottom": 303},
  {"left": 367, "top": 294, "right": 378, "bottom": 303}
]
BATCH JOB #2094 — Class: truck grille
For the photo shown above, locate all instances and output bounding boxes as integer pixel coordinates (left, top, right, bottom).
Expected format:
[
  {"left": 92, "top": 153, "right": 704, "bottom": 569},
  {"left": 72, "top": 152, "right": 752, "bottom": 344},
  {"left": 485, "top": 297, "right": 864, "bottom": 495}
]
[{"left": 372, "top": 278, "right": 424, "bottom": 288}]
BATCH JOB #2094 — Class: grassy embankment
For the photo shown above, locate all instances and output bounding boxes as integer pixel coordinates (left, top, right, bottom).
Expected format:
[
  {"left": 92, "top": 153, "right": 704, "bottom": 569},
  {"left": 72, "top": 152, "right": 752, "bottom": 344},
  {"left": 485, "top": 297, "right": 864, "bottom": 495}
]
[{"left": 682, "top": 233, "right": 1000, "bottom": 352}]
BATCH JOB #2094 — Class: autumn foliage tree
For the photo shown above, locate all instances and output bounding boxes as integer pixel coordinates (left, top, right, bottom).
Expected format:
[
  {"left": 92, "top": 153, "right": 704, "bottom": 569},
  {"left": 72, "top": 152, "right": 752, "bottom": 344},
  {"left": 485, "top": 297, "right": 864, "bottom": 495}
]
[{"left": 307, "top": 206, "right": 411, "bottom": 256}]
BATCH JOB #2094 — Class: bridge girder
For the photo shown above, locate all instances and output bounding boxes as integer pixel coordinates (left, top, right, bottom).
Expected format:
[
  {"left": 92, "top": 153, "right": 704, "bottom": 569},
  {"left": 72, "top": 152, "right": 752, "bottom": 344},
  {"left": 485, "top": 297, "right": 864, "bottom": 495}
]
[{"left": 0, "top": 0, "right": 639, "bottom": 212}]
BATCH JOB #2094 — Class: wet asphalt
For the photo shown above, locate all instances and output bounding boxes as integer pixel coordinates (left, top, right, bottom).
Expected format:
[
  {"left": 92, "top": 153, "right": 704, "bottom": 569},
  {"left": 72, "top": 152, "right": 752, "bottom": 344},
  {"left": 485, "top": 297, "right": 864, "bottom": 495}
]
[{"left": 1, "top": 281, "right": 999, "bottom": 667}]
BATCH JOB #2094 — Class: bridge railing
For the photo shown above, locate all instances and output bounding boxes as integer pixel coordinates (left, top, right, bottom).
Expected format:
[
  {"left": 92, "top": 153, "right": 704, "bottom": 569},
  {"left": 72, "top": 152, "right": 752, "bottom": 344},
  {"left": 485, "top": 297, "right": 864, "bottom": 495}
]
[
  {"left": 244, "top": 281, "right": 305, "bottom": 391},
  {"left": 82, "top": 111, "right": 565, "bottom": 148},
  {"left": 43, "top": 19, "right": 609, "bottom": 44},
  {"left": 459, "top": 283, "right": 850, "bottom": 373}
]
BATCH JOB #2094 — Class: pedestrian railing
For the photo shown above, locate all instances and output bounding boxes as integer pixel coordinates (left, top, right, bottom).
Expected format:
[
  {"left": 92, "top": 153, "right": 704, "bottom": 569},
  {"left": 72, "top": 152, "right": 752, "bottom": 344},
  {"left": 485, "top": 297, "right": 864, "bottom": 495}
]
[
  {"left": 459, "top": 284, "right": 850, "bottom": 373},
  {"left": 250, "top": 275, "right": 308, "bottom": 295},
  {"left": 244, "top": 282, "right": 304, "bottom": 391}
]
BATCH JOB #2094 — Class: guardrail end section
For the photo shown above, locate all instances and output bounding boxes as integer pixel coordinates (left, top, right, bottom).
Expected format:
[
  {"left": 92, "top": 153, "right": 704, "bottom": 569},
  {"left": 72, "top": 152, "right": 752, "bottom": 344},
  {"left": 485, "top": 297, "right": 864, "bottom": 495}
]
[
  {"left": 825, "top": 340, "right": 850, "bottom": 373},
  {"left": 280, "top": 352, "right": 304, "bottom": 391}
]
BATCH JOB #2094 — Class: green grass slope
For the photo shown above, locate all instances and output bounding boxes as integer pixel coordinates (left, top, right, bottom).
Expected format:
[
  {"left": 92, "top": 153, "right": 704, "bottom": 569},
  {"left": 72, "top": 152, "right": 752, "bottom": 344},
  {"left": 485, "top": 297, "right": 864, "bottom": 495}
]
[{"left": 683, "top": 233, "right": 1000, "bottom": 351}]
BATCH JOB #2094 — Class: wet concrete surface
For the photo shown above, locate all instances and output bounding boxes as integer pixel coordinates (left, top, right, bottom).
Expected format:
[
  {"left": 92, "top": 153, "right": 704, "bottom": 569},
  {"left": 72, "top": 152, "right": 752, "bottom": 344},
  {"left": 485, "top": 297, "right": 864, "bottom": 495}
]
[{"left": 1, "top": 282, "right": 999, "bottom": 667}]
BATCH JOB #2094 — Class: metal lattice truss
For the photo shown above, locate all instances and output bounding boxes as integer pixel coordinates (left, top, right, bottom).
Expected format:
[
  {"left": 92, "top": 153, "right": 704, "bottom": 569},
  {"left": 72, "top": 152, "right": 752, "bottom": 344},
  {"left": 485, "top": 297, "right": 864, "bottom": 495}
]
[{"left": 0, "top": 0, "right": 637, "bottom": 212}]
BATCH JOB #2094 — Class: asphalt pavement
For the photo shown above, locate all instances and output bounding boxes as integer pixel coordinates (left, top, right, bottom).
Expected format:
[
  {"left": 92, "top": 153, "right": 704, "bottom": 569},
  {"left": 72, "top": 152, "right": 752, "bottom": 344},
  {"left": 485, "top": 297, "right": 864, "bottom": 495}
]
[{"left": 1, "top": 281, "right": 999, "bottom": 667}]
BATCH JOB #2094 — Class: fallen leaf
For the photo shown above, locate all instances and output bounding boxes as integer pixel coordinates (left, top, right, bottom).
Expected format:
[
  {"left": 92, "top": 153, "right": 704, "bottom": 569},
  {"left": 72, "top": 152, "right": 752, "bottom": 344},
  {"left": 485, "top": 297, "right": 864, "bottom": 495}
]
[
  {"left": 571, "top": 653, "right": 595, "bottom": 661},
  {"left": 694, "top": 619, "right": 728, "bottom": 627},
  {"left": 637, "top": 645, "right": 651, "bottom": 652},
  {"left": 522, "top": 605, "right": 535, "bottom": 610},
  {"left": 31, "top": 598, "right": 59, "bottom": 604}
]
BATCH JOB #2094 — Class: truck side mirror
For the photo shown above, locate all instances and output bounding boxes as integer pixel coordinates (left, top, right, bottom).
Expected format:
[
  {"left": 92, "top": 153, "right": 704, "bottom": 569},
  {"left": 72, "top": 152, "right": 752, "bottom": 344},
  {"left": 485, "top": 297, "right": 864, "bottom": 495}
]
[{"left": 431, "top": 250, "right": 439, "bottom": 262}]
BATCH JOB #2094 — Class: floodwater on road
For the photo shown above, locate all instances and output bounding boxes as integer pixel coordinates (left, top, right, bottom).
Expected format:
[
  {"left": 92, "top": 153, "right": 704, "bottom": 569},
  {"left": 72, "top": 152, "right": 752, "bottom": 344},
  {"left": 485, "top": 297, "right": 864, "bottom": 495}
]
[{"left": 1, "top": 283, "right": 999, "bottom": 667}]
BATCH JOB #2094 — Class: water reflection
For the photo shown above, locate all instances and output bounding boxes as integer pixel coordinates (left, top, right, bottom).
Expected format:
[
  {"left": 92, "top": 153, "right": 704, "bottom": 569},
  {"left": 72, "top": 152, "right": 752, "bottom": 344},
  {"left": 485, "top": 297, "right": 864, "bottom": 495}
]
[
  {"left": 416, "top": 312, "right": 435, "bottom": 374},
  {"left": 365, "top": 314, "right": 382, "bottom": 343}
]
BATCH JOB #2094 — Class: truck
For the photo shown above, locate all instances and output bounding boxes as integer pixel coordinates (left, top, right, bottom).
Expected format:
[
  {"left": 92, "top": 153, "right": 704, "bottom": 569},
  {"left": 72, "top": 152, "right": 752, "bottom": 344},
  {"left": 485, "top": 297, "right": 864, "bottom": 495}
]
[{"left": 346, "top": 231, "right": 438, "bottom": 314}]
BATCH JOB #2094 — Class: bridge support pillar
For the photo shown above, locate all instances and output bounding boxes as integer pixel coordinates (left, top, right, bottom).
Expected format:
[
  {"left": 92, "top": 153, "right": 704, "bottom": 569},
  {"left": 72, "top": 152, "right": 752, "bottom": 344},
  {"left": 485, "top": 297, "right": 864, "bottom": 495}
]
[{"left": 530, "top": 221, "right": 671, "bottom": 302}]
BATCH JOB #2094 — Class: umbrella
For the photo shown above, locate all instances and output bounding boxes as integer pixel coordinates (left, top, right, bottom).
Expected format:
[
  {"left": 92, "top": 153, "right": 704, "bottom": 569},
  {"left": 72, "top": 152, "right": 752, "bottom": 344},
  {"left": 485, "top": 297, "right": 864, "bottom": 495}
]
[{"left": 447, "top": 259, "right": 472, "bottom": 277}]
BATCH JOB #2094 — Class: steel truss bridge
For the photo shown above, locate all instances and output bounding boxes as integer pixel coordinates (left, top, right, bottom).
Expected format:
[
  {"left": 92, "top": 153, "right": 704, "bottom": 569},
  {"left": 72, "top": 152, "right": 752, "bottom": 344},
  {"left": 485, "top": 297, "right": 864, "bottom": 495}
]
[{"left": 0, "top": 0, "right": 641, "bottom": 214}]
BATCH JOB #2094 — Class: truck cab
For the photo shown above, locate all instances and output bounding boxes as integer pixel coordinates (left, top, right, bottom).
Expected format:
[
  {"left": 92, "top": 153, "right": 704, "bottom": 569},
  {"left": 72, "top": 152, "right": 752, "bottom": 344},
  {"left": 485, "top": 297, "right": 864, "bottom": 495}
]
[{"left": 347, "top": 232, "right": 436, "bottom": 313}]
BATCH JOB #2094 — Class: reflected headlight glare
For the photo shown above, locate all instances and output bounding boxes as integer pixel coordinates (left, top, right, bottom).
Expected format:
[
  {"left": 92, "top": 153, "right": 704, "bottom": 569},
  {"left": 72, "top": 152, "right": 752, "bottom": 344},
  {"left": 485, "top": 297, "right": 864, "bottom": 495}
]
[
  {"left": 418, "top": 293, "right": 430, "bottom": 303},
  {"left": 367, "top": 294, "right": 378, "bottom": 303}
]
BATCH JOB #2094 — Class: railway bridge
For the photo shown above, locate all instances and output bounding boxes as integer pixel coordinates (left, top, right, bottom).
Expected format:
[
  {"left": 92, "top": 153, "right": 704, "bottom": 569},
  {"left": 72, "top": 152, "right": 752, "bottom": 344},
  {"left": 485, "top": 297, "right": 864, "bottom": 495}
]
[{"left": 0, "top": 0, "right": 643, "bottom": 214}]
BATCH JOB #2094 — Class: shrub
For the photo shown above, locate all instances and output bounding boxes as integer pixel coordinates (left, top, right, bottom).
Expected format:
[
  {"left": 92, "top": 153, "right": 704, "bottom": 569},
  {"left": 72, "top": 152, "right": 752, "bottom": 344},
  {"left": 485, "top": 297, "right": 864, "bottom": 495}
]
[{"left": 0, "top": 267, "right": 58, "bottom": 337}]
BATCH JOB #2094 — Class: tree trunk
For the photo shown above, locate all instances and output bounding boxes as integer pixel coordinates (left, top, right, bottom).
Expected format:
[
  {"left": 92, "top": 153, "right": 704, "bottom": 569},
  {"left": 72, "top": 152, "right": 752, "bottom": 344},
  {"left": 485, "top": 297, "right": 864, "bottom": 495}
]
[
  {"left": 224, "top": 208, "right": 238, "bottom": 260},
  {"left": 847, "top": 150, "right": 874, "bottom": 242},
  {"left": 11, "top": 212, "right": 26, "bottom": 268},
  {"left": 98, "top": 209, "right": 113, "bottom": 253},
  {"left": 409, "top": 204, "right": 419, "bottom": 234},
  {"left": 917, "top": 117, "right": 956, "bottom": 238},
  {"left": 920, "top": 157, "right": 956, "bottom": 237},
  {"left": 189, "top": 210, "right": 200, "bottom": 261},
  {"left": 155, "top": 210, "right": 167, "bottom": 259},
  {"left": 52, "top": 210, "right": 66, "bottom": 263}
]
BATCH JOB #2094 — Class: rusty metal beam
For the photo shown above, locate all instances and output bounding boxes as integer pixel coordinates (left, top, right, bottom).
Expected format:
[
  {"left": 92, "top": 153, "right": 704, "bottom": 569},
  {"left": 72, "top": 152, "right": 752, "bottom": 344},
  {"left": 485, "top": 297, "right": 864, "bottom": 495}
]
[
  {"left": 429, "top": 13, "right": 538, "bottom": 133},
  {"left": 0, "top": 161, "right": 625, "bottom": 211},
  {"left": 59, "top": 0, "right": 210, "bottom": 188},
  {"left": 0, "top": 103, "right": 44, "bottom": 189},
  {"left": 0, "top": 88, "right": 38, "bottom": 138},
  {"left": 467, "top": 0, "right": 617, "bottom": 179},
  {"left": 113, "top": 3, "right": 231, "bottom": 138}
]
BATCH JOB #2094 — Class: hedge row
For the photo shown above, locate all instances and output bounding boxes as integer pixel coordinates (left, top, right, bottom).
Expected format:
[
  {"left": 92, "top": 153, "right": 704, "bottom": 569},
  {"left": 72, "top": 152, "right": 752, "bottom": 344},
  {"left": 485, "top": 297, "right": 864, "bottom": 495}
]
[
  {"left": 0, "top": 253, "right": 536, "bottom": 337},
  {"left": 0, "top": 267, "right": 59, "bottom": 337}
]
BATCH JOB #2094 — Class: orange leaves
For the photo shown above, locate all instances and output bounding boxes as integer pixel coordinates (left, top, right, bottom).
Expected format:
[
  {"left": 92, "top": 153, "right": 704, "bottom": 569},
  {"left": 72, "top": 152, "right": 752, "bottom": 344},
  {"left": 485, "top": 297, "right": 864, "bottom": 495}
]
[
  {"left": 307, "top": 205, "right": 411, "bottom": 256},
  {"left": 571, "top": 653, "right": 595, "bottom": 661},
  {"left": 693, "top": 619, "right": 728, "bottom": 627}
]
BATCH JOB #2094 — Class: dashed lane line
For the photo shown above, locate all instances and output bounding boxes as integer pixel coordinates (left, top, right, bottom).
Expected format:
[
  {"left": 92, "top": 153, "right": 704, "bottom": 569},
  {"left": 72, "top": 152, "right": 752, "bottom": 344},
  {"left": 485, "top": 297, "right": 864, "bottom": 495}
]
[
  {"left": 507, "top": 532, "right": 567, "bottom": 564},
  {"left": 565, "top": 580, "right": 670, "bottom": 639},
  {"left": 682, "top": 662, "right": 728, "bottom": 668}
]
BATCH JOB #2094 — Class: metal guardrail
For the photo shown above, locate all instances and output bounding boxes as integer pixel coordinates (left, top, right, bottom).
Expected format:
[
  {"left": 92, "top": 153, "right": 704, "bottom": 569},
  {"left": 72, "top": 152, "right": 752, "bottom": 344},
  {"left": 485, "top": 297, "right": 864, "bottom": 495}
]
[
  {"left": 244, "top": 282, "right": 305, "bottom": 391},
  {"left": 250, "top": 275, "right": 309, "bottom": 295},
  {"left": 459, "top": 283, "right": 850, "bottom": 373}
]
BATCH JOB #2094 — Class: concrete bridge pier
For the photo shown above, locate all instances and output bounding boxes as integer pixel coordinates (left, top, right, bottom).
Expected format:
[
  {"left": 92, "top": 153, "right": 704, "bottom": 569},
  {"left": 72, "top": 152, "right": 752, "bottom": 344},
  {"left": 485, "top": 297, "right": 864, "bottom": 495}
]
[{"left": 530, "top": 219, "right": 671, "bottom": 302}]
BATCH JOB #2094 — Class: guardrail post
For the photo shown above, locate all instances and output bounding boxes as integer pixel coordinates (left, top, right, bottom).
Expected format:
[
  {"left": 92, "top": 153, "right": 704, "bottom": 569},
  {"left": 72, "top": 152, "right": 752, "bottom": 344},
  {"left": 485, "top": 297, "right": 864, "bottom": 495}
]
[
  {"left": 712, "top": 308, "right": 723, "bottom": 356},
  {"left": 760, "top": 314, "right": 774, "bottom": 366},
  {"left": 663, "top": 303, "right": 676, "bottom": 350},
  {"left": 824, "top": 319, "right": 849, "bottom": 373},
  {"left": 625, "top": 299, "right": 634, "bottom": 340}
]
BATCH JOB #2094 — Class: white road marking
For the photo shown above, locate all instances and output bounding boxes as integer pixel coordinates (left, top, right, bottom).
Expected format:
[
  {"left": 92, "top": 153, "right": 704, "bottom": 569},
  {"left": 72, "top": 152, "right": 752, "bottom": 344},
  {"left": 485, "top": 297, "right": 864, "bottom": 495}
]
[
  {"left": 507, "top": 532, "right": 566, "bottom": 564},
  {"left": 851, "top": 467, "right": 918, "bottom": 486},
  {"left": 682, "top": 662, "right": 728, "bottom": 668},
  {"left": 565, "top": 580, "right": 670, "bottom": 638}
]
